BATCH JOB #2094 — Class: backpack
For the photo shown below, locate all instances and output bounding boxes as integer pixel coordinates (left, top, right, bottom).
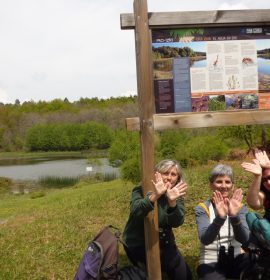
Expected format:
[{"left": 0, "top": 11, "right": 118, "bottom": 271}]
[
  {"left": 118, "top": 265, "right": 147, "bottom": 280},
  {"left": 74, "top": 225, "right": 121, "bottom": 280},
  {"left": 246, "top": 212, "right": 270, "bottom": 250}
]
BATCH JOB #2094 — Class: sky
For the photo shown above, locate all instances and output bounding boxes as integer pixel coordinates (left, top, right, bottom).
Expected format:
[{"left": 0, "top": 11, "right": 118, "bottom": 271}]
[{"left": 0, "top": 0, "right": 270, "bottom": 104}]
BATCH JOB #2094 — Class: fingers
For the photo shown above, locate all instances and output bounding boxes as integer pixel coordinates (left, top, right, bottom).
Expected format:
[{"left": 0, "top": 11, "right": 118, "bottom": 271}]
[
  {"left": 241, "top": 162, "right": 250, "bottom": 169},
  {"left": 212, "top": 190, "right": 222, "bottom": 204},
  {"left": 167, "top": 182, "right": 188, "bottom": 200},
  {"left": 253, "top": 159, "right": 260, "bottom": 165},
  {"left": 241, "top": 160, "right": 261, "bottom": 175},
  {"left": 263, "top": 150, "right": 269, "bottom": 160},
  {"left": 154, "top": 172, "right": 162, "bottom": 182},
  {"left": 241, "top": 161, "right": 255, "bottom": 169},
  {"left": 176, "top": 182, "right": 188, "bottom": 195},
  {"left": 224, "top": 197, "right": 230, "bottom": 206},
  {"left": 255, "top": 149, "right": 265, "bottom": 160},
  {"left": 214, "top": 190, "right": 222, "bottom": 199},
  {"left": 154, "top": 172, "right": 165, "bottom": 186},
  {"left": 175, "top": 181, "right": 187, "bottom": 189},
  {"left": 232, "top": 188, "right": 243, "bottom": 201}
]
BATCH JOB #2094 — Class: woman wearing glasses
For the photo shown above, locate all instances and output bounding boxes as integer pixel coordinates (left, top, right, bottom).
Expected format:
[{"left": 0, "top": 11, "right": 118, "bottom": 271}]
[
  {"left": 123, "top": 159, "right": 192, "bottom": 280},
  {"left": 241, "top": 150, "right": 270, "bottom": 221}
]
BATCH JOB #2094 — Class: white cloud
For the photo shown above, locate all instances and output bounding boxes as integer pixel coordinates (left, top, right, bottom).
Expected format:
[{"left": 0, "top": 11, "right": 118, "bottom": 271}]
[
  {"left": 0, "top": 88, "right": 9, "bottom": 104},
  {"left": 218, "top": 3, "right": 248, "bottom": 10},
  {"left": 119, "top": 90, "right": 137, "bottom": 97}
]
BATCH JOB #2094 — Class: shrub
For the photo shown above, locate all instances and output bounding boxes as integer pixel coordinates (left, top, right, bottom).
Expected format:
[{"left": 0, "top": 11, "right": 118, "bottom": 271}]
[
  {"left": 82, "top": 122, "right": 113, "bottom": 149},
  {"left": 0, "top": 177, "right": 12, "bottom": 194},
  {"left": 175, "top": 135, "right": 229, "bottom": 167},
  {"left": 108, "top": 131, "right": 140, "bottom": 166},
  {"left": 30, "top": 191, "right": 46, "bottom": 199},
  {"left": 121, "top": 157, "right": 141, "bottom": 184},
  {"left": 157, "top": 130, "right": 190, "bottom": 158}
]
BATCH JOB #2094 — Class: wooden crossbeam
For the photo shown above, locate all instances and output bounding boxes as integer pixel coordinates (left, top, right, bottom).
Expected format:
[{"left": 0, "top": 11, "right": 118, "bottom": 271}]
[
  {"left": 126, "top": 110, "right": 270, "bottom": 131},
  {"left": 121, "top": 9, "right": 270, "bottom": 30}
]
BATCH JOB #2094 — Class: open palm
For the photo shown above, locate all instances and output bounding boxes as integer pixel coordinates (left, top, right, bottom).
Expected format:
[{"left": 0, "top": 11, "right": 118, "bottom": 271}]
[
  {"left": 213, "top": 191, "right": 228, "bottom": 218},
  {"left": 228, "top": 188, "right": 243, "bottom": 216}
]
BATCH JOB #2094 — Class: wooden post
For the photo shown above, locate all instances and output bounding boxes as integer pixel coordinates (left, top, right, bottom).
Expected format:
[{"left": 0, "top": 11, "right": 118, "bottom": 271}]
[{"left": 133, "top": 0, "right": 162, "bottom": 279}]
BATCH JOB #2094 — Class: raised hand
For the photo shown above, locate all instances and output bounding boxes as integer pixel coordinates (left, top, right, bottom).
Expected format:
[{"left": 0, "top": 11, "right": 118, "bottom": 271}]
[
  {"left": 255, "top": 150, "right": 270, "bottom": 168},
  {"left": 167, "top": 181, "right": 187, "bottom": 201},
  {"left": 212, "top": 191, "right": 228, "bottom": 218},
  {"left": 241, "top": 159, "right": 262, "bottom": 176},
  {"left": 228, "top": 188, "right": 243, "bottom": 216},
  {"left": 151, "top": 172, "right": 167, "bottom": 196}
]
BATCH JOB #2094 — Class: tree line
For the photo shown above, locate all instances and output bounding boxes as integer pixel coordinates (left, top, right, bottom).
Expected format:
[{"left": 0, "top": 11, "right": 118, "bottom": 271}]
[
  {"left": 0, "top": 96, "right": 138, "bottom": 151},
  {"left": 26, "top": 122, "right": 113, "bottom": 151},
  {"left": 1, "top": 96, "right": 270, "bottom": 184},
  {"left": 108, "top": 125, "right": 270, "bottom": 183}
]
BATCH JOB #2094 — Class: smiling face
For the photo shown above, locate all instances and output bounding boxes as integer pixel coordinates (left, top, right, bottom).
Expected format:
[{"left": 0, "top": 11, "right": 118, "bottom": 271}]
[
  {"left": 262, "top": 168, "right": 270, "bottom": 192},
  {"left": 161, "top": 166, "right": 180, "bottom": 188},
  {"left": 210, "top": 175, "right": 234, "bottom": 198}
]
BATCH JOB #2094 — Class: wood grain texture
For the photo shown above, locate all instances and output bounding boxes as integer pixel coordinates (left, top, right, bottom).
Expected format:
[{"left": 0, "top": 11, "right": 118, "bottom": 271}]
[
  {"left": 121, "top": 9, "right": 270, "bottom": 29},
  {"left": 133, "top": 0, "right": 162, "bottom": 279},
  {"left": 126, "top": 110, "right": 270, "bottom": 131}
]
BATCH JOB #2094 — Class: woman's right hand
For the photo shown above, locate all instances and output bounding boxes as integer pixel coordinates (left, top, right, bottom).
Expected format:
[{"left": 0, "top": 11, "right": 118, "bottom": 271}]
[
  {"left": 151, "top": 172, "right": 167, "bottom": 196},
  {"left": 212, "top": 190, "right": 228, "bottom": 218},
  {"left": 241, "top": 159, "right": 262, "bottom": 176}
]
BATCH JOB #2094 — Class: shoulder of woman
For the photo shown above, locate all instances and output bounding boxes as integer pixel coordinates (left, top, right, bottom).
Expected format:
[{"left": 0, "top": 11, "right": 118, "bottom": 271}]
[
  {"left": 132, "top": 185, "right": 143, "bottom": 194},
  {"left": 195, "top": 199, "right": 211, "bottom": 215},
  {"left": 196, "top": 199, "right": 211, "bottom": 208}
]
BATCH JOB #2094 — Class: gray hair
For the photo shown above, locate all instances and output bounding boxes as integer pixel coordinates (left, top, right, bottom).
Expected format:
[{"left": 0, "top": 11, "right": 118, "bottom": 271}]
[
  {"left": 155, "top": 159, "right": 182, "bottom": 180},
  {"left": 209, "top": 164, "right": 234, "bottom": 184}
]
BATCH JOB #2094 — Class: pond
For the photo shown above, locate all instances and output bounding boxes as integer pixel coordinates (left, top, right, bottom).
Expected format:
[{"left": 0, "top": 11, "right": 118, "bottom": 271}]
[{"left": 0, "top": 157, "right": 119, "bottom": 181}]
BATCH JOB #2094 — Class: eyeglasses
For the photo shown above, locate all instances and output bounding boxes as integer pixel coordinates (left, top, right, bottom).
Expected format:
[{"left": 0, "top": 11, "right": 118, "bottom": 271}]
[{"left": 262, "top": 176, "right": 270, "bottom": 183}]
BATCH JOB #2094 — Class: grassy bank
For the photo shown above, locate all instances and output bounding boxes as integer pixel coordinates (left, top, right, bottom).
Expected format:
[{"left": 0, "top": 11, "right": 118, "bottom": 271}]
[
  {"left": 0, "top": 150, "right": 108, "bottom": 160},
  {"left": 0, "top": 161, "right": 255, "bottom": 279}
]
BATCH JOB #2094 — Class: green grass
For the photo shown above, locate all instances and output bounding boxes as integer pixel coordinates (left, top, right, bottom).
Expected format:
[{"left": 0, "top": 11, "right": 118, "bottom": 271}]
[
  {"left": 0, "top": 161, "right": 257, "bottom": 279},
  {"left": 38, "top": 176, "right": 80, "bottom": 188}
]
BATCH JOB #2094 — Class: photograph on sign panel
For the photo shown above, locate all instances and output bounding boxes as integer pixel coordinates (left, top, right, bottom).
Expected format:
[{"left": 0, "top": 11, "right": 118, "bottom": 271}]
[{"left": 152, "top": 26, "right": 270, "bottom": 113}]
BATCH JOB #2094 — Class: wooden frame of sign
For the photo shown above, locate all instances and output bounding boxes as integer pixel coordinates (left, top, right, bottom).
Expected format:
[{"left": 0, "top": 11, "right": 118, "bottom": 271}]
[{"left": 120, "top": 1, "right": 270, "bottom": 279}]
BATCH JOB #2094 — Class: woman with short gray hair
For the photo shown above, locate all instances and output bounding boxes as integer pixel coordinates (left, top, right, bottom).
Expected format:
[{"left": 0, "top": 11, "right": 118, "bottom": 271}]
[
  {"left": 195, "top": 164, "right": 249, "bottom": 279},
  {"left": 209, "top": 164, "right": 234, "bottom": 184}
]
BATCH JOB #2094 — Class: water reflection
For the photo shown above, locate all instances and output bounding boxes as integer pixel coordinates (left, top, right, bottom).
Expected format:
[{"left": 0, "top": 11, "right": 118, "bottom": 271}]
[
  {"left": 0, "top": 158, "right": 119, "bottom": 181},
  {"left": 258, "top": 57, "right": 270, "bottom": 75}
]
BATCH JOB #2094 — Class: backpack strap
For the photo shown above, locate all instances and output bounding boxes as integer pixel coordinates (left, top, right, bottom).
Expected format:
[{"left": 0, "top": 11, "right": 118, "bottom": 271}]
[
  {"left": 198, "top": 202, "right": 210, "bottom": 218},
  {"left": 107, "top": 225, "right": 127, "bottom": 247},
  {"left": 108, "top": 225, "right": 121, "bottom": 238}
]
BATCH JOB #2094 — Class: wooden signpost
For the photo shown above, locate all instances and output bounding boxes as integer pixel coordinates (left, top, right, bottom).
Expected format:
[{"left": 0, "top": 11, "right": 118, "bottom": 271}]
[{"left": 121, "top": 1, "right": 270, "bottom": 279}]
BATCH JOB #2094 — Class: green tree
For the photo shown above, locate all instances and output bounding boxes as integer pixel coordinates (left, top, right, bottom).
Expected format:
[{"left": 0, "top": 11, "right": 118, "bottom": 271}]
[
  {"left": 175, "top": 135, "right": 229, "bottom": 167},
  {"left": 82, "top": 122, "right": 113, "bottom": 149},
  {"left": 108, "top": 130, "right": 140, "bottom": 166}
]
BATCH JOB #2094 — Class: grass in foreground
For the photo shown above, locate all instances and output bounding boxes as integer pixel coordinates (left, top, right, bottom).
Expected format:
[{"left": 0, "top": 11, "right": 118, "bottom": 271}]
[{"left": 0, "top": 161, "right": 256, "bottom": 279}]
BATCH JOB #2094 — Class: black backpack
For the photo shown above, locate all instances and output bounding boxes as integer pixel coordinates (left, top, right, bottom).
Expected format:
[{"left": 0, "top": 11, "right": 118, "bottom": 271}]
[
  {"left": 118, "top": 265, "right": 147, "bottom": 280},
  {"left": 74, "top": 225, "right": 121, "bottom": 280}
]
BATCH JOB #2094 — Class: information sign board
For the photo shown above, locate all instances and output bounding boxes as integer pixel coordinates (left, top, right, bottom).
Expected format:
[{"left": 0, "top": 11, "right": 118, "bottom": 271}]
[{"left": 153, "top": 26, "right": 270, "bottom": 113}]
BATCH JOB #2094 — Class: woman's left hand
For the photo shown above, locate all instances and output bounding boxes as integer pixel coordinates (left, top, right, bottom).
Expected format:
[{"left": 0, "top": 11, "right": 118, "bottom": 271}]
[
  {"left": 166, "top": 181, "right": 188, "bottom": 207},
  {"left": 228, "top": 188, "right": 243, "bottom": 216},
  {"left": 255, "top": 149, "right": 270, "bottom": 168}
]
